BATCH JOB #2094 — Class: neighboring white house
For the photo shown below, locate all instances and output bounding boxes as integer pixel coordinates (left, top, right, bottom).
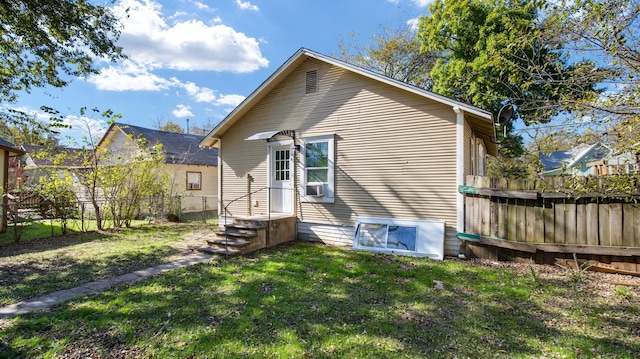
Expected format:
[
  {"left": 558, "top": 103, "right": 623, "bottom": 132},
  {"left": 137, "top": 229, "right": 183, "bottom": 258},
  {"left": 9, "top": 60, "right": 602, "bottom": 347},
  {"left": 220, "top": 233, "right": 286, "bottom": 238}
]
[
  {"left": 1, "top": 137, "right": 24, "bottom": 232},
  {"left": 20, "top": 144, "right": 93, "bottom": 203},
  {"left": 97, "top": 123, "right": 219, "bottom": 214},
  {"left": 200, "top": 48, "right": 497, "bottom": 257},
  {"left": 539, "top": 142, "right": 610, "bottom": 176}
]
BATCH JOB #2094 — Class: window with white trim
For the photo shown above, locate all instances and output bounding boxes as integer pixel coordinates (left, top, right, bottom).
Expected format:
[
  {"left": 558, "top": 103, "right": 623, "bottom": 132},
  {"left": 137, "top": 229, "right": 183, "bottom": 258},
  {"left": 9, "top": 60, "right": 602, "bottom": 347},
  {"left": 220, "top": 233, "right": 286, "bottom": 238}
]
[
  {"left": 186, "top": 171, "right": 202, "bottom": 190},
  {"left": 301, "top": 135, "right": 334, "bottom": 203}
]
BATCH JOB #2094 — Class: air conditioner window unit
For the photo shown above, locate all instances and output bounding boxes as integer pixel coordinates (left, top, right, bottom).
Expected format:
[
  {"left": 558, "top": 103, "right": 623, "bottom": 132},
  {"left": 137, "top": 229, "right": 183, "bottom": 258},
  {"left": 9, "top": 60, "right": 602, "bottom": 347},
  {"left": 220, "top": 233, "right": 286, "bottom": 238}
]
[{"left": 306, "top": 183, "right": 324, "bottom": 196}]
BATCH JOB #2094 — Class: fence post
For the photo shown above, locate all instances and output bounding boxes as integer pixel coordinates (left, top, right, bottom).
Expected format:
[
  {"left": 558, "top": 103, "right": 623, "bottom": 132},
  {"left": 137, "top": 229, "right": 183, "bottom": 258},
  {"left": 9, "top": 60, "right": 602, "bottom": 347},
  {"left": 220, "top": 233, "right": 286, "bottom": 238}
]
[
  {"left": 202, "top": 196, "right": 207, "bottom": 224},
  {"left": 81, "top": 202, "right": 85, "bottom": 232},
  {"left": 178, "top": 196, "right": 182, "bottom": 222},
  {"left": 12, "top": 203, "right": 18, "bottom": 242}
]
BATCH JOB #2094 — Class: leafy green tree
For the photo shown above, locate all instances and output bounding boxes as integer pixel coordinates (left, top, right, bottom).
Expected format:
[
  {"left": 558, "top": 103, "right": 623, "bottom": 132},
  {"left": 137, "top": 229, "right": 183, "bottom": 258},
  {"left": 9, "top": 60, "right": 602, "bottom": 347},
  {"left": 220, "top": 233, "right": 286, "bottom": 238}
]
[
  {"left": 0, "top": 0, "right": 126, "bottom": 131},
  {"left": 418, "top": 0, "right": 608, "bottom": 125},
  {"left": 99, "top": 144, "right": 167, "bottom": 228},
  {"left": 158, "top": 121, "right": 185, "bottom": 133},
  {"left": 0, "top": 0, "right": 125, "bottom": 102},
  {"left": 0, "top": 113, "right": 60, "bottom": 146},
  {"left": 417, "top": 0, "right": 615, "bottom": 179},
  {"left": 36, "top": 169, "right": 78, "bottom": 235},
  {"left": 548, "top": 0, "right": 640, "bottom": 158},
  {"left": 337, "top": 25, "right": 437, "bottom": 89}
]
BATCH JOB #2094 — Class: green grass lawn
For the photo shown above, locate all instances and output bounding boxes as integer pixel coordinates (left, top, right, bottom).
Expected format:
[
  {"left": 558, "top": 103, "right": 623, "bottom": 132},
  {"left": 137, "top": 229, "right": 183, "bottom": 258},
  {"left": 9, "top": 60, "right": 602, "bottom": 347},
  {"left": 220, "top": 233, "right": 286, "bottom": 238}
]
[
  {"left": 1, "top": 239, "right": 639, "bottom": 358},
  {"left": 0, "top": 218, "right": 152, "bottom": 245},
  {"left": 0, "top": 222, "right": 210, "bottom": 306}
]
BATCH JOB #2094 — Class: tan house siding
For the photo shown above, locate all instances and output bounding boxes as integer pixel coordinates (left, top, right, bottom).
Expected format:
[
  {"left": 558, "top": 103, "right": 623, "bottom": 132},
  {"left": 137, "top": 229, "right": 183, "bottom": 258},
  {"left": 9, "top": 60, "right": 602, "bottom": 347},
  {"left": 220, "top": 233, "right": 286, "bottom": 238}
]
[
  {"left": 218, "top": 58, "right": 464, "bottom": 253},
  {"left": 464, "top": 119, "right": 473, "bottom": 177},
  {"left": 165, "top": 163, "right": 218, "bottom": 213},
  {"left": 98, "top": 125, "right": 218, "bottom": 214}
]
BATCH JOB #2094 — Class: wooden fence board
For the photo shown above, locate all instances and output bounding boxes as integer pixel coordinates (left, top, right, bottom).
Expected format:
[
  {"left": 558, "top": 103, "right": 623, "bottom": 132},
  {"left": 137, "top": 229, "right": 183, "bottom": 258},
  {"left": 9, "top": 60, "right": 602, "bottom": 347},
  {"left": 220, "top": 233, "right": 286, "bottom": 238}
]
[
  {"left": 554, "top": 202, "right": 566, "bottom": 244},
  {"left": 497, "top": 198, "right": 507, "bottom": 239},
  {"left": 586, "top": 202, "right": 599, "bottom": 246},
  {"left": 490, "top": 199, "right": 498, "bottom": 238},
  {"left": 526, "top": 202, "right": 536, "bottom": 242},
  {"left": 465, "top": 196, "right": 472, "bottom": 234},
  {"left": 609, "top": 203, "right": 623, "bottom": 246},
  {"left": 576, "top": 202, "right": 587, "bottom": 245},
  {"left": 470, "top": 196, "right": 479, "bottom": 234},
  {"left": 543, "top": 201, "right": 555, "bottom": 243},
  {"left": 507, "top": 199, "right": 517, "bottom": 241},
  {"left": 623, "top": 204, "right": 635, "bottom": 247},
  {"left": 481, "top": 196, "right": 491, "bottom": 236},
  {"left": 516, "top": 200, "right": 527, "bottom": 242},
  {"left": 565, "top": 201, "right": 577, "bottom": 244},
  {"left": 599, "top": 200, "right": 610, "bottom": 246},
  {"left": 634, "top": 205, "right": 640, "bottom": 248},
  {"left": 534, "top": 202, "right": 544, "bottom": 243},
  {"left": 461, "top": 176, "right": 640, "bottom": 255}
]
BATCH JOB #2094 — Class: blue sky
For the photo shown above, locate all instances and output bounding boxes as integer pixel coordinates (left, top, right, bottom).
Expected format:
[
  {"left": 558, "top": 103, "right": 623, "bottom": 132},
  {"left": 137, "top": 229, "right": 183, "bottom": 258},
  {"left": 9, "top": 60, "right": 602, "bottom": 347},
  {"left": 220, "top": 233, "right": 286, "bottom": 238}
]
[{"left": 8, "top": 0, "right": 433, "bottom": 145}]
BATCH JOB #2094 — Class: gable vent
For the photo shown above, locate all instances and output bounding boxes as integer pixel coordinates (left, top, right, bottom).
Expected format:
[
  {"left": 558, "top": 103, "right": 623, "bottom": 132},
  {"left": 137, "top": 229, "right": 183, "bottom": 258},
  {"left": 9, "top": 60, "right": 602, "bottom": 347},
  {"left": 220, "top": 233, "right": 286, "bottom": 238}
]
[{"left": 305, "top": 70, "right": 318, "bottom": 94}]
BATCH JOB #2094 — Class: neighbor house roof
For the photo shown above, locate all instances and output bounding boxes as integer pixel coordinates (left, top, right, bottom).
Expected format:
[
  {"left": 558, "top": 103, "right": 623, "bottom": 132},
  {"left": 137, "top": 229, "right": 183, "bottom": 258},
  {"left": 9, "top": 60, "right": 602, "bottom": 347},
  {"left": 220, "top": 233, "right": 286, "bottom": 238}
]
[
  {"left": 540, "top": 143, "right": 610, "bottom": 174},
  {"left": 0, "top": 137, "right": 24, "bottom": 156},
  {"left": 21, "top": 145, "right": 91, "bottom": 168},
  {"left": 200, "top": 47, "right": 494, "bottom": 149},
  {"left": 105, "top": 123, "right": 218, "bottom": 167}
]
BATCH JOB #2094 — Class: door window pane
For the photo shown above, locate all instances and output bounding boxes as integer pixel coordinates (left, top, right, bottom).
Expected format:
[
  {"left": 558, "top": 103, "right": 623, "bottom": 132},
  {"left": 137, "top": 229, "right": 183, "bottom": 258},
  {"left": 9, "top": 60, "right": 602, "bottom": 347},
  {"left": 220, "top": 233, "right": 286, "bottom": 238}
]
[{"left": 275, "top": 149, "right": 289, "bottom": 182}]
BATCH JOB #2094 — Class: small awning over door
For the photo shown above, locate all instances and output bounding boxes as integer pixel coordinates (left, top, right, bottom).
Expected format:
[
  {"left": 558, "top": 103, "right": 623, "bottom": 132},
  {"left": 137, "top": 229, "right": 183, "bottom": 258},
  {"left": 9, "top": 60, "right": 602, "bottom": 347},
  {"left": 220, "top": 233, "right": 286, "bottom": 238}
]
[{"left": 245, "top": 130, "right": 295, "bottom": 141}]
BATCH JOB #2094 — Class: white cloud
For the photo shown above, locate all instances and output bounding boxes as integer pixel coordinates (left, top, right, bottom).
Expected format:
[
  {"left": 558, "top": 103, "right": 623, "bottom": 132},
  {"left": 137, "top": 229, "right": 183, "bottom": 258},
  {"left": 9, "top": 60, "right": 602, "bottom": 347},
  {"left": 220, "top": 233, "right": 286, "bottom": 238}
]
[
  {"left": 236, "top": 0, "right": 259, "bottom": 11},
  {"left": 8, "top": 106, "right": 108, "bottom": 145},
  {"left": 114, "top": 0, "right": 268, "bottom": 72},
  {"left": 172, "top": 104, "right": 194, "bottom": 118},
  {"left": 182, "top": 82, "right": 217, "bottom": 103},
  {"left": 407, "top": 17, "right": 420, "bottom": 31},
  {"left": 88, "top": 60, "right": 173, "bottom": 91},
  {"left": 215, "top": 94, "right": 245, "bottom": 107},
  {"left": 411, "top": 0, "right": 434, "bottom": 7},
  {"left": 180, "top": 81, "right": 245, "bottom": 106},
  {"left": 192, "top": 1, "right": 210, "bottom": 10},
  {"left": 62, "top": 115, "right": 108, "bottom": 142}
]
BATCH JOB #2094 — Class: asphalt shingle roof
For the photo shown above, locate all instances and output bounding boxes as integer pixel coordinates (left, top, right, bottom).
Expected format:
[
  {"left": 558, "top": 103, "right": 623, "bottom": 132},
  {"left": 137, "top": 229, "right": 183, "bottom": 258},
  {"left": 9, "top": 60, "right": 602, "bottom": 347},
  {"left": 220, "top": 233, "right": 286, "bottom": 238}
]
[
  {"left": 115, "top": 123, "right": 218, "bottom": 166},
  {"left": 21, "top": 145, "right": 89, "bottom": 167}
]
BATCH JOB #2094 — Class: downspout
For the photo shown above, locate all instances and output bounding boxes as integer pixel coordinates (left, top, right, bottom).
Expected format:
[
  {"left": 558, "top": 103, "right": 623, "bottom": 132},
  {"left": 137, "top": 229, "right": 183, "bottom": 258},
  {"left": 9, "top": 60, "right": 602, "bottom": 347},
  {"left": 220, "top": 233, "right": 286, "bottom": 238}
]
[{"left": 453, "top": 107, "right": 465, "bottom": 236}]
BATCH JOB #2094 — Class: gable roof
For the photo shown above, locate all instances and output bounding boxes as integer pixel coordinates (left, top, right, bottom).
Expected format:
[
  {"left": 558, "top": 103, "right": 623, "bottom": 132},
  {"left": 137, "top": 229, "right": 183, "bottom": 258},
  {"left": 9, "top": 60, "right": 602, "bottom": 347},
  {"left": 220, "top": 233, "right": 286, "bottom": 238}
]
[
  {"left": 0, "top": 137, "right": 24, "bottom": 156},
  {"left": 21, "top": 145, "right": 91, "bottom": 168},
  {"left": 540, "top": 143, "right": 610, "bottom": 174},
  {"left": 200, "top": 48, "right": 494, "bottom": 148},
  {"left": 106, "top": 123, "right": 218, "bottom": 167}
]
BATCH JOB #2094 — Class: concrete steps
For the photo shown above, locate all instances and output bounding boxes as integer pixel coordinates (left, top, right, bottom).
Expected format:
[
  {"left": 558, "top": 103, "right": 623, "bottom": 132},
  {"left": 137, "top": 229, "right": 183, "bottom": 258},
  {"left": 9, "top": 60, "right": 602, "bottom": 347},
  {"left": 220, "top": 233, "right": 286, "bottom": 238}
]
[
  {"left": 196, "top": 220, "right": 267, "bottom": 256},
  {"left": 195, "top": 215, "right": 297, "bottom": 257}
]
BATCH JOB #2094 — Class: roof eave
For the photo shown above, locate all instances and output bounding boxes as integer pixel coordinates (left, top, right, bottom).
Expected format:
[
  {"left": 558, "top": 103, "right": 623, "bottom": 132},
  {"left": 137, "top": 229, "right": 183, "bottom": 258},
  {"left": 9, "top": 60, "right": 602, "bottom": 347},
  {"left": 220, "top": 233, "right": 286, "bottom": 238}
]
[{"left": 198, "top": 48, "right": 493, "bottom": 147}]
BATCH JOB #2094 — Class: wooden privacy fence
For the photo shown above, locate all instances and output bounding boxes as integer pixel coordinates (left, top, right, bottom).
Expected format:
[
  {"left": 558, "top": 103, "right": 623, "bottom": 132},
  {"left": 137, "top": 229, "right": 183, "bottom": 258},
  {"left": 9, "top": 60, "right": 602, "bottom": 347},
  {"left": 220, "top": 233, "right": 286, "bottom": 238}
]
[{"left": 460, "top": 176, "right": 640, "bottom": 265}]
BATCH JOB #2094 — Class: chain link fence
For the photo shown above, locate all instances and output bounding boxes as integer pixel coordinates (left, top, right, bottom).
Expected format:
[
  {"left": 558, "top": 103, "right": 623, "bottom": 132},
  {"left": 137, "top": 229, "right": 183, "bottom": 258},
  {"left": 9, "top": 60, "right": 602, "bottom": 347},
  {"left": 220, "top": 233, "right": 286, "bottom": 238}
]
[{"left": 1, "top": 194, "right": 218, "bottom": 243}]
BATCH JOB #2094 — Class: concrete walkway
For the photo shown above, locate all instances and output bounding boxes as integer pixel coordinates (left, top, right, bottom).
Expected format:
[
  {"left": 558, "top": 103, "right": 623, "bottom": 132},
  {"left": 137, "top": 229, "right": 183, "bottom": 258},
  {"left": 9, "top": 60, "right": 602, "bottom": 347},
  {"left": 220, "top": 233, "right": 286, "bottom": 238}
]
[{"left": 0, "top": 253, "right": 213, "bottom": 320}]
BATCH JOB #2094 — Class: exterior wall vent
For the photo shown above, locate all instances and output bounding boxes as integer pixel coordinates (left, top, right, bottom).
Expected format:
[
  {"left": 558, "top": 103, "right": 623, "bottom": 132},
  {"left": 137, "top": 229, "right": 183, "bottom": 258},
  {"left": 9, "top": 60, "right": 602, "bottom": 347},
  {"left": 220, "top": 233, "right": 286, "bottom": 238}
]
[{"left": 305, "top": 70, "right": 318, "bottom": 94}]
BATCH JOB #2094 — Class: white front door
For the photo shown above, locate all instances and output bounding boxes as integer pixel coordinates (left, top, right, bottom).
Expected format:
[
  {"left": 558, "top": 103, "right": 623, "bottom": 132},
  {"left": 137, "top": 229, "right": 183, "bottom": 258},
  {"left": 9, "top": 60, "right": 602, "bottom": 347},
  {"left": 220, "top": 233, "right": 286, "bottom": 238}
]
[{"left": 270, "top": 144, "right": 294, "bottom": 213}]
